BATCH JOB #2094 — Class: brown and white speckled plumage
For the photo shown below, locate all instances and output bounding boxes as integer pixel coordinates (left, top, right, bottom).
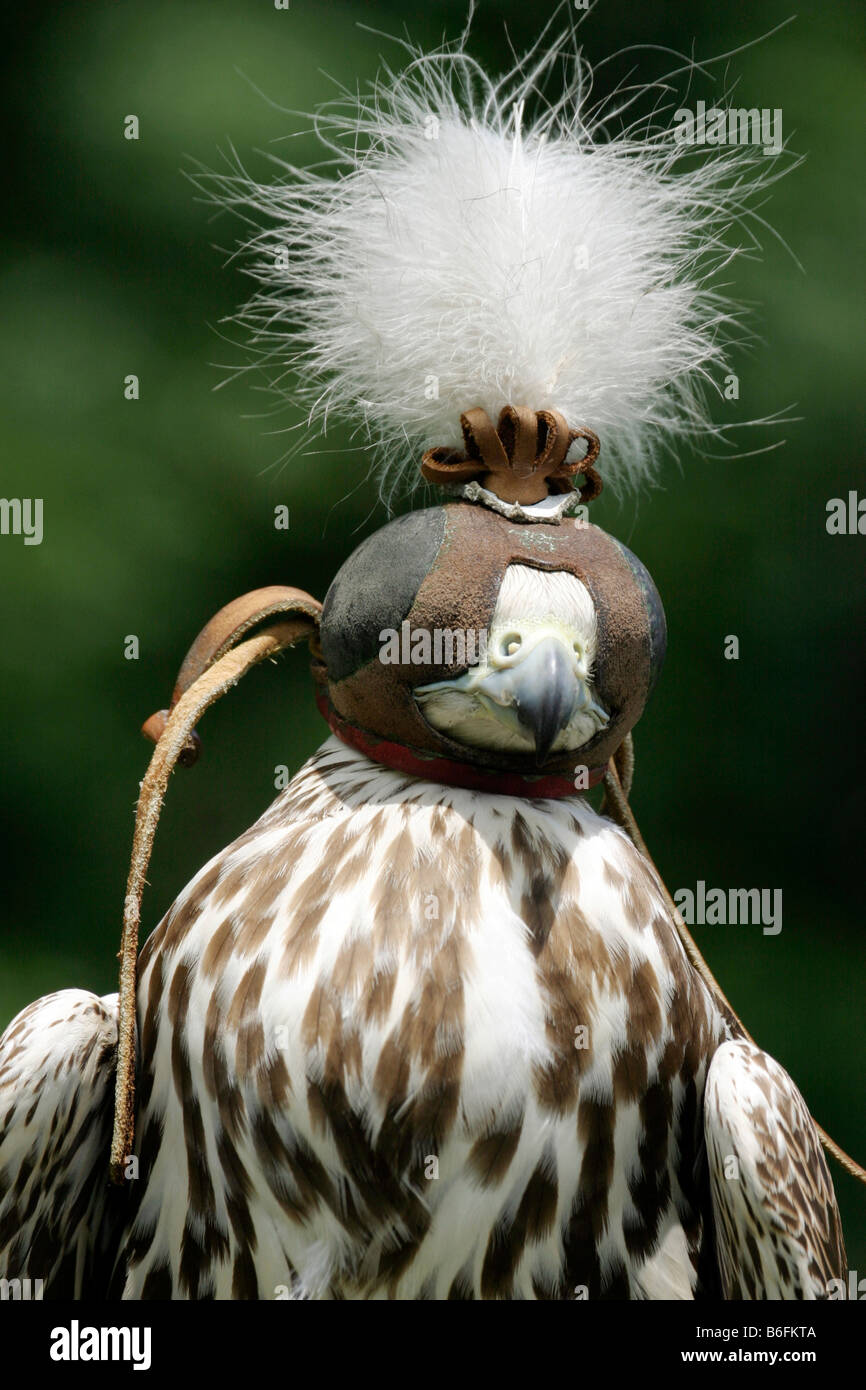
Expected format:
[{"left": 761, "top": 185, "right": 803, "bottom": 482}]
[
  {"left": 705, "top": 1040, "right": 846, "bottom": 1299},
  {"left": 0, "top": 990, "right": 126, "bottom": 1295},
  {"left": 0, "top": 738, "right": 846, "bottom": 1299}
]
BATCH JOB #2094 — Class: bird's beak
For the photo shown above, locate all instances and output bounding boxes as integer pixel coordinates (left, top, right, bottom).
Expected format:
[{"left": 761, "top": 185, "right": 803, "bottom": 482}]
[
  {"left": 473, "top": 636, "right": 583, "bottom": 765},
  {"left": 416, "top": 627, "right": 610, "bottom": 764}
]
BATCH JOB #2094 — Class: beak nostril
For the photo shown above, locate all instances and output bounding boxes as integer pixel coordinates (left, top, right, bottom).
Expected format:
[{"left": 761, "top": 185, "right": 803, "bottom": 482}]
[{"left": 499, "top": 632, "right": 523, "bottom": 660}]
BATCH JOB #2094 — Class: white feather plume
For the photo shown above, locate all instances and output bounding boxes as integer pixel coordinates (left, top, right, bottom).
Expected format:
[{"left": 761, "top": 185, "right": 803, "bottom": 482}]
[{"left": 203, "top": 21, "right": 792, "bottom": 499}]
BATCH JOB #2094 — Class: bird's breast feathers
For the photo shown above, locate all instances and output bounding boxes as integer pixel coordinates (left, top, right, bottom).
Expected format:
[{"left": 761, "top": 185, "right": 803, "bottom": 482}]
[{"left": 125, "top": 738, "right": 728, "bottom": 1299}]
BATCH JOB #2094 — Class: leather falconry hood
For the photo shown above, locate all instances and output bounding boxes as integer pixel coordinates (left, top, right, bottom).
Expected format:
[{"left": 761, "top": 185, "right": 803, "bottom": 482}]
[{"left": 316, "top": 407, "right": 667, "bottom": 789}]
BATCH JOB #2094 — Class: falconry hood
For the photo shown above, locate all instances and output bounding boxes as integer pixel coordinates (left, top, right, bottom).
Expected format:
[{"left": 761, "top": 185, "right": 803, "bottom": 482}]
[{"left": 315, "top": 408, "right": 666, "bottom": 795}]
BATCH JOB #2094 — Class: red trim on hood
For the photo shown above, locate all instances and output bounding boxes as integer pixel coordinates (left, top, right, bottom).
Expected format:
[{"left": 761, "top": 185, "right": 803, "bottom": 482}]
[{"left": 315, "top": 691, "right": 605, "bottom": 799}]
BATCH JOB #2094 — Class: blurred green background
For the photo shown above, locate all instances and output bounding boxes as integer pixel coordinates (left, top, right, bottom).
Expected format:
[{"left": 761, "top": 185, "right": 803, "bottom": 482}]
[{"left": 1, "top": 0, "right": 864, "bottom": 1271}]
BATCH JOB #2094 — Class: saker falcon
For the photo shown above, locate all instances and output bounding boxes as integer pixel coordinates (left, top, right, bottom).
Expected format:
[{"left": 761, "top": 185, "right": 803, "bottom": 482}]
[
  {"left": 0, "top": 25, "right": 854, "bottom": 1302},
  {"left": 0, "top": 475, "right": 848, "bottom": 1300}
]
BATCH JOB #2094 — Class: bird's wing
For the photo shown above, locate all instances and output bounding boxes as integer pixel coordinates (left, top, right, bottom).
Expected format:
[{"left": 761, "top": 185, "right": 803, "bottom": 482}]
[
  {"left": 0, "top": 988, "right": 127, "bottom": 1297},
  {"left": 704, "top": 1038, "right": 846, "bottom": 1299}
]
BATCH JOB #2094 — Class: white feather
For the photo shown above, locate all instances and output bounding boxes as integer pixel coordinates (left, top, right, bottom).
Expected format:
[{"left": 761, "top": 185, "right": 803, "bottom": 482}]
[{"left": 203, "top": 22, "right": 791, "bottom": 499}]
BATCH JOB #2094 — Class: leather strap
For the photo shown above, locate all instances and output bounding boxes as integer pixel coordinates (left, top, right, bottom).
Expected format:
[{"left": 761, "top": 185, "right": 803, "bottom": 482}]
[
  {"left": 110, "top": 586, "right": 322, "bottom": 1183},
  {"left": 141, "top": 585, "right": 322, "bottom": 763}
]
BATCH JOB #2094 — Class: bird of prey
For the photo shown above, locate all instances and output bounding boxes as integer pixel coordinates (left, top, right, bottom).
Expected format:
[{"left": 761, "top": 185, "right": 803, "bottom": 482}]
[
  {"left": 0, "top": 25, "right": 853, "bottom": 1300},
  {"left": 0, "top": 537, "right": 847, "bottom": 1299}
]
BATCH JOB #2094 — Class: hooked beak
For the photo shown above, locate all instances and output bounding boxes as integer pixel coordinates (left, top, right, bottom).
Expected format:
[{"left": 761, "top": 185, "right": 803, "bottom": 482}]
[
  {"left": 474, "top": 637, "right": 577, "bottom": 764},
  {"left": 415, "top": 630, "right": 609, "bottom": 765},
  {"left": 473, "top": 635, "right": 607, "bottom": 765}
]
